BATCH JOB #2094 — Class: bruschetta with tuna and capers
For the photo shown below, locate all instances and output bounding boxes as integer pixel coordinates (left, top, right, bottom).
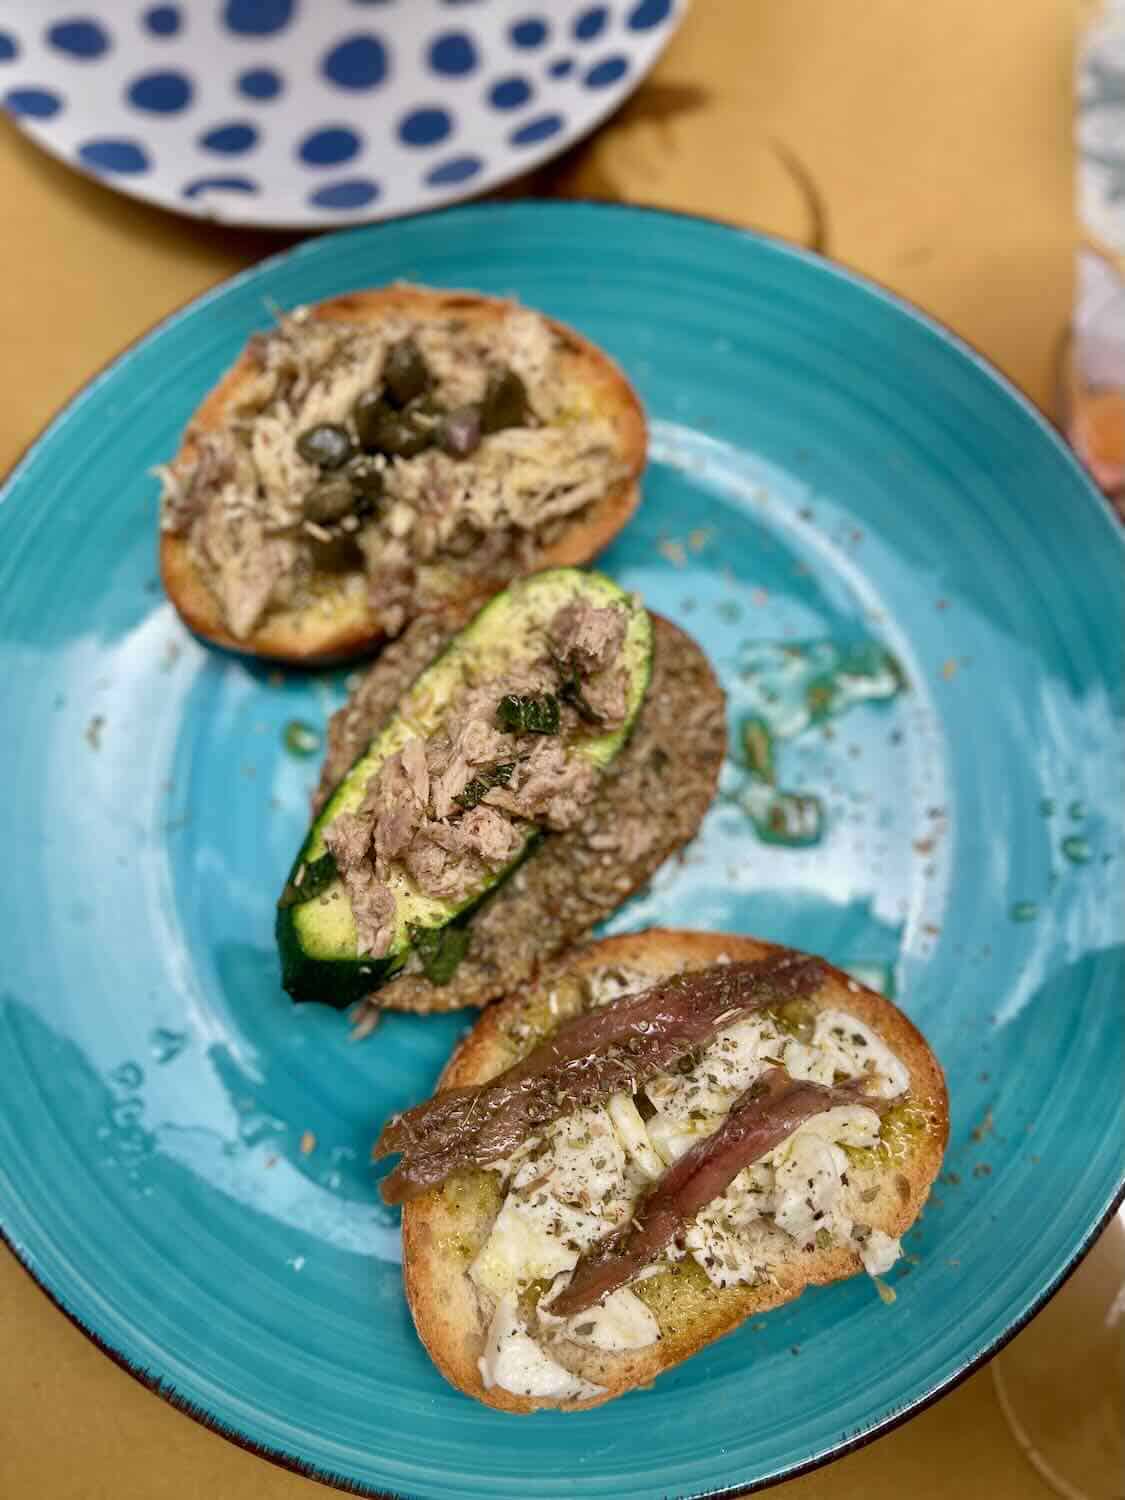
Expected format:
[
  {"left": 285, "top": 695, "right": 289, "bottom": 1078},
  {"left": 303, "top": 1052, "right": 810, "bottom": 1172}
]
[
  {"left": 158, "top": 286, "right": 646, "bottom": 663},
  {"left": 277, "top": 568, "right": 726, "bottom": 1015},
  {"left": 384, "top": 929, "right": 948, "bottom": 1413}
]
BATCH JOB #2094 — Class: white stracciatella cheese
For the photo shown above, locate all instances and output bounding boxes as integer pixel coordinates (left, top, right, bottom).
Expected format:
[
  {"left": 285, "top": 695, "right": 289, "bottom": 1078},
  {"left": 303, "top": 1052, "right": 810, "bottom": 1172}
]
[
  {"left": 539, "top": 1281, "right": 661, "bottom": 1352},
  {"left": 782, "top": 1010, "right": 910, "bottom": 1098},
  {"left": 607, "top": 1092, "right": 664, "bottom": 1181},
  {"left": 472, "top": 971, "right": 913, "bottom": 1394},
  {"left": 469, "top": 1106, "right": 636, "bottom": 1301},
  {"left": 856, "top": 1227, "right": 902, "bottom": 1276},
  {"left": 478, "top": 1296, "right": 605, "bottom": 1400}
]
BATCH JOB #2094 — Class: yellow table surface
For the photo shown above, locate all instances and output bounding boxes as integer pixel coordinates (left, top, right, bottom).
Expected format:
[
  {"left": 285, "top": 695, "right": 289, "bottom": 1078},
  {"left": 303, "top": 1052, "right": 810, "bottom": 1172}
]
[{"left": 0, "top": 2, "right": 1081, "bottom": 1496}]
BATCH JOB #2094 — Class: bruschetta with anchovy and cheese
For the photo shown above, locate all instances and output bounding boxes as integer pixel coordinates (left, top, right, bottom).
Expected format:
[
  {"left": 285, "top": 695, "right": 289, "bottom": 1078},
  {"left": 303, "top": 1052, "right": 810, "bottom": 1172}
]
[{"left": 383, "top": 930, "right": 948, "bottom": 1412}]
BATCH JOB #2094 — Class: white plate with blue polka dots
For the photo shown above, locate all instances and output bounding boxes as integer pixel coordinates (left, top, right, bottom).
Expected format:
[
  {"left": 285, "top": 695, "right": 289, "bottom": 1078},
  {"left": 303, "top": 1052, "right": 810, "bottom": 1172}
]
[{"left": 0, "top": 0, "right": 685, "bottom": 228}]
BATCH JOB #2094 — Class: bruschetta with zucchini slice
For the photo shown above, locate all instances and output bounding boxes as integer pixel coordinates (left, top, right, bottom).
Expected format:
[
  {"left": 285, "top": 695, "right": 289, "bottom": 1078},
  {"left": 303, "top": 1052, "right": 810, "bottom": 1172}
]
[
  {"left": 277, "top": 568, "right": 653, "bottom": 1004},
  {"left": 283, "top": 567, "right": 726, "bottom": 1015}
]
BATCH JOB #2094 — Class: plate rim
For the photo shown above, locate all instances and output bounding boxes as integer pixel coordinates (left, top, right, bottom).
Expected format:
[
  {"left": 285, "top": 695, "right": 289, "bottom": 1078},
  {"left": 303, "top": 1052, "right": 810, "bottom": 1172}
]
[
  {"left": 5, "top": 1182, "right": 1124, "bottom": 1500},
  {"left": 1, "top": 199, "right": 1122, "bottom": 1500}
]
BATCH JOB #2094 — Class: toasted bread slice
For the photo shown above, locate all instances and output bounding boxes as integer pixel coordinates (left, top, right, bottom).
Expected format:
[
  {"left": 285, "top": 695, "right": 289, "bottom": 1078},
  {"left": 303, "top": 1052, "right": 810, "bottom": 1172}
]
[
  {"left": 400, "top": 929, "right": 948, "bottom": 1412},
  {"left": 161, "top": 286, "right": 646, "bottom": 663},
  {"left": 317, "top": 610, "right": 726, "bottom": 1014}
]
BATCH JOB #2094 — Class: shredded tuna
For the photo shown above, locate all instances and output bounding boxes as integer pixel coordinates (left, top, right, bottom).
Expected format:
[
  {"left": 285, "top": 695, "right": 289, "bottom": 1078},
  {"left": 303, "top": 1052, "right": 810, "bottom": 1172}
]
[
  {"left": 456, "top": 805, "right": 526, "bottom": 866},
  {"left": 322, "top": 810, "right": 373, "bottom": 871},
  {"left": 158, "top": 302, "right": 627, "bottom": 641},
  {"left": 345, "top": 866, "right": 397, "bottom": 959},
  {"left": 403, "top": 820, "right": 489, "bottom": 902},
  {"left": 427, "top": 718, "right": 516, "bottom": 819},
  {"left": 549, "top": 601, "right": 627, "bottom": 675},
  {"left": 195, "top": 508, "right": 299, "bottom": 640},
  {"left": 577, "top": 667, "right": 629, "bottom": 728},
  {"left": 362, "top": 740, "right": 429, "bottom": 865},
  {"left": 484, "top": 741, "right": 599, "bottom": 830},
  {"left": 375, "top": 953, "right": 827, "bottom": 1202}
]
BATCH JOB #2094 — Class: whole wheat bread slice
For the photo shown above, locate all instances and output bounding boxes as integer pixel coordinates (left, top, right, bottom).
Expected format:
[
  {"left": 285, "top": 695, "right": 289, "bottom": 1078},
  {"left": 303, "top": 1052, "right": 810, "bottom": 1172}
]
[
  {"left": 400, "top": 929, "right": 948, "bottom": 1412},
  {"left": 317, "top": 609, "right": 726, "bottom": 1015},
  {"left": 161, "top": 286, "right": 646, "bottom": 663}
]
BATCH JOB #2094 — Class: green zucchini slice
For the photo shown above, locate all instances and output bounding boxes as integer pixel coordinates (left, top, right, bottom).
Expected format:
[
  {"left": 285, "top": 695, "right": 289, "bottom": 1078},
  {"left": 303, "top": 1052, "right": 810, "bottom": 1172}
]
[{"left": 277, "top": 568, "right": 653, "bottom": 1005}]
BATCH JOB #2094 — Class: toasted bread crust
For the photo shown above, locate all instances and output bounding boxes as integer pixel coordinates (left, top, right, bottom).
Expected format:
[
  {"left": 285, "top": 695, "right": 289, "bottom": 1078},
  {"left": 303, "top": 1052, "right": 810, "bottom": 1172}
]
[
  {"left": 401, "top": 929, "right": 948, "bottom": 1413},
  {"left": 160, "top": 287, "right": 646, "bottom": 663}
]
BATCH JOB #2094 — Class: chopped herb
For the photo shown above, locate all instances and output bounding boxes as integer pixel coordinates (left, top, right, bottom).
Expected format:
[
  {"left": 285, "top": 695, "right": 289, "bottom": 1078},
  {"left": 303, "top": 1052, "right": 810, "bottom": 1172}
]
[
  {"left": 814, "top": 1228, "right": 833, "bottom": 1249},
  {"left": 741, "top": 716, "right": 776, "bottom": 784},
  {"left": 409, "top": 923, "right": 471, "bottom": 985},
  {"left": 454, "top": 761, "right": 516, "bottom": 810},
  {"left": 278, "top": 852, "right": 338, "bottom": 908},
  {"left": 283, "top": 719, "right": 322, "bottom": 758},
  {"left": 496, "top": 693, "right": 560, "bottom": 736}
]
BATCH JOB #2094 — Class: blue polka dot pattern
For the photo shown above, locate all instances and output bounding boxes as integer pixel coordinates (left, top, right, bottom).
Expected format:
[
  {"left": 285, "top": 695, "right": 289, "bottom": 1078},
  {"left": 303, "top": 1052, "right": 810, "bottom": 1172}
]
[
  {"left": 47, "top": 19, "right": 110, "bottom": 60},
  {"left": 78, "top": 138, "right": 150, "bottom": 174},
  {"left": 510, "top": 18, "right": 549, "bottom": 48},
  {"left": 183, "top": 174, "right": 258, "bottom": 197},
  {"left": 584, "top": 54, "right": 628, "bottom": 88},
  {"left": 1, "top": 1, "right": 681, "bottom": 223},
  {"left": 425, "top": 154, "right": 482, "bottom": 186},
  {"left": 489, "top": 76, "right": 532, "bottom": 110},
  {"left": 144, "top": 7, "right": 182, "bottom": 37},
  {"left": 237, "top": 67, "right": 282, "bottom": 100},
  {"left": 5, "top": 87, "right": 62, "bottom": 119},
  {"left": 299, "top": 126, "right": 361, "bottom": 166},
  {"left": 200, "top": 121, "right": 258, "bottom": 154},
  {"left": 429, "top": 31, "right": 477, "bottom": 76},
  {"left": 127, "top": 70, "right": 193, "bottom": 113},
  {"left": 322, "top": 34, "right": 388, "bottom": 90},
  {"left": 309, "top": 178, "right": 380, "bottom": 209},
  {"left": 628, "top": 0, "right": 672, "bottom": 28},
  {"left": 223, "top": 0, "right": 293, "bottom": 37},
  {"left": 509, "top": 112, "right": 562, "bottom": 146},
  {"left": 398, "top": 106, "right": 451, "bottom": 146},
  {"left": 574, "top": 7, "right": 608, "bottom": 41}
]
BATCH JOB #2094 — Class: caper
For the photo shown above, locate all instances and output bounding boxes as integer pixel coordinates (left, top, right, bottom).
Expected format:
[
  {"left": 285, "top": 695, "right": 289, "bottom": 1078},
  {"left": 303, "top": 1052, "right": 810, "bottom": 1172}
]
[
  {"left": 383, "top": 338, "right": 430, "bottom": 407},
  {"left": 354, "top": 391, "right": 434, "bottom": 458},
  {"left": 345, "top": 455, "right": 385, "bottom": 515},
  {"left": 353, "top": 390, "right": 386, "bottom": 451},
  {"left": 438, "top": 404, "right": 482, "bottom": 459},
  {"left": 307, "top": 529, "right": 363, "bottom": 573},
  {"left": 303, "top": 476, "right": 355, "bottom": 523},
  {"left": 296, "top": 422, "right": 354, "bottom": 470},
  {"left": 480, "top": 368, "right": 529, "bottom": 434}
]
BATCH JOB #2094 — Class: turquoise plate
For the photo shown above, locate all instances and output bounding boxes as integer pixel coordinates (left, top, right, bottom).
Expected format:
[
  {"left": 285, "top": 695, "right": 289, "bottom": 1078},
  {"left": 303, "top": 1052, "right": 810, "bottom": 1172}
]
[{"left": 1, "top": 204, "right": 1122, "bottom": 1499}]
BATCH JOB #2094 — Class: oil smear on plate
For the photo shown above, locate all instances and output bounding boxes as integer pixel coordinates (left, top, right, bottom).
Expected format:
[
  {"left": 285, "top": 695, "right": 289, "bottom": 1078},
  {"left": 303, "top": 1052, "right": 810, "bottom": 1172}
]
[{"left": 733, "top": 639, "right": 906, "bottom": 848}]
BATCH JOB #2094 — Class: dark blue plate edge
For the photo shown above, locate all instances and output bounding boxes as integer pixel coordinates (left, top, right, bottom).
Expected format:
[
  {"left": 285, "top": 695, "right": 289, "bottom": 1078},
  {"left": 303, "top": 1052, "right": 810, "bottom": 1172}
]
[
  {"left": 5, "top": 1185, "right": 1125, "bottom": 1500},
  {"left": 0, "top": 200, "right": 1122, "bottom": 1500}
]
